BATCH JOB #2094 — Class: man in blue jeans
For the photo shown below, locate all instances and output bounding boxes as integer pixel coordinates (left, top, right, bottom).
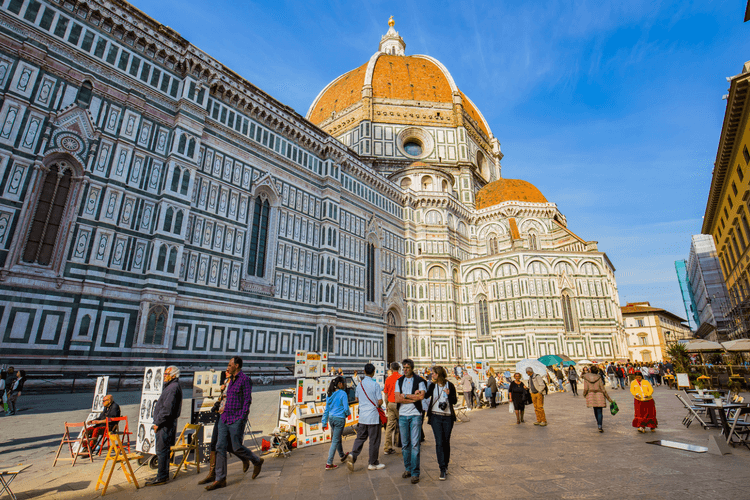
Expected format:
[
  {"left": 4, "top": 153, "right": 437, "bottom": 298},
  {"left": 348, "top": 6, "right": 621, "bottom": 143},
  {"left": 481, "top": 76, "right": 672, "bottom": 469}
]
[
  {"left": 394, "top": 359, "right": 426, "bottom": 484},
  {"left": 206, "top": 356, "right": 263, "bottom": 491},
  {"left": 145, "top": 366, "right": 182, "bottom": 487}
]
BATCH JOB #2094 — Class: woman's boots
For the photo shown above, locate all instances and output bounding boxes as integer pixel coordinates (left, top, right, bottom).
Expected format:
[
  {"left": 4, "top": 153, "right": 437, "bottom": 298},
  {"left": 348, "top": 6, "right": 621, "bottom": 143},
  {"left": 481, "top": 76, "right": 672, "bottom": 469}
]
[
  {"left": 516, "top": 411, "right": 521, "bottom": 424},
  {"left": 520, "top": 410, "right": 524, "bottom": 422},
  {"left": 198, "top": 452, "right": 216, "bottom": 484}
]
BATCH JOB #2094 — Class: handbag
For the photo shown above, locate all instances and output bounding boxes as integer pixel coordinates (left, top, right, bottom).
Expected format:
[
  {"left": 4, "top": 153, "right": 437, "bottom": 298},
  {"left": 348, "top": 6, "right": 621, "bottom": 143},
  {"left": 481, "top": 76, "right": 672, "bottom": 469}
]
[
  {"left": 508, "top": 401, "right": 514, "bottom": 413},
  {"left": 361, "top": 384, "right": 387, "bottom": 426},
  {"left": 524, "top": 388, "right": 533, "bottom": 405},
  {"left": 610, "top": 400, "right": 619, "bottom": 416}
]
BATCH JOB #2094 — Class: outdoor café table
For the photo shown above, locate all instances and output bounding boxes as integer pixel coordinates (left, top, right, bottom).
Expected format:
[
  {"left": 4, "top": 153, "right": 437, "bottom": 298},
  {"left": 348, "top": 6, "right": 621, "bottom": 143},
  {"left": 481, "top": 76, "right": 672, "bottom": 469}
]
[
  {"left": 687, "top": 389, "right": 728, "bottom": 394},
  {"left": 693, "top": 402, "right": 744, "bottom": 428}
]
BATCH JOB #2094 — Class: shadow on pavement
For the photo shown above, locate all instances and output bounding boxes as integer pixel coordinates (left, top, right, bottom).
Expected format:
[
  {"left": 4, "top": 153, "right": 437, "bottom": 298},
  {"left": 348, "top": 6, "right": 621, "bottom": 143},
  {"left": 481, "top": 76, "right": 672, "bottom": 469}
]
[
  {"left": 3, "top": 434, "right": 61, "bottom": 450},
  {"left": 16, "top": 480, "right": 90, "bottom": 498}
]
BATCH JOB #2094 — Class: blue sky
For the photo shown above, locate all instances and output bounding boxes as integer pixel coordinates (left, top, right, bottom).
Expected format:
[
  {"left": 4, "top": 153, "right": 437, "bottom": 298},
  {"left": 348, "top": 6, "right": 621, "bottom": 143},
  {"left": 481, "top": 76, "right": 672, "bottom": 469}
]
[{"left": 131, "top": 0, "right": 750, "bottom": 323}]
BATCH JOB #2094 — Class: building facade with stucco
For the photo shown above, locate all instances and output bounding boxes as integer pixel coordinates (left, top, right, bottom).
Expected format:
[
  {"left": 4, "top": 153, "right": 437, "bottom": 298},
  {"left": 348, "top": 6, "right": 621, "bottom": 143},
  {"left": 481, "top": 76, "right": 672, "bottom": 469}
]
[
  {"left": 0, "top": 3, "right": 625, "bottom": 375},
  {"left": 621, "top": 302, "right": 693, "bottom": 363}
]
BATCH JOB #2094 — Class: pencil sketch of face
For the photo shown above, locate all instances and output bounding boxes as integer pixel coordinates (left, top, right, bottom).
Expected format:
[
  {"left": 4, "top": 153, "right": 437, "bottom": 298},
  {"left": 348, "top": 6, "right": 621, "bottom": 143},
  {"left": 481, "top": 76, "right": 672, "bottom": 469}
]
[
  {"left": 154, "top": 369, "right": 162, "bottom": 390},
  {"left": 145, "top": 370, "right": 153, "bottom": 391},
  {"left": 138, "top": 424, "right": 145, "bottom": 442}
]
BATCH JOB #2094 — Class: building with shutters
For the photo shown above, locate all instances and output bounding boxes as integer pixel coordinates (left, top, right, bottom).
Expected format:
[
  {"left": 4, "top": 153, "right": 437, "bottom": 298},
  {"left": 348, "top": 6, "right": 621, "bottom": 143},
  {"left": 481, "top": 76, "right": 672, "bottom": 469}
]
[{"left": 0, "top": 3, "right": 625, "bottom": 375}]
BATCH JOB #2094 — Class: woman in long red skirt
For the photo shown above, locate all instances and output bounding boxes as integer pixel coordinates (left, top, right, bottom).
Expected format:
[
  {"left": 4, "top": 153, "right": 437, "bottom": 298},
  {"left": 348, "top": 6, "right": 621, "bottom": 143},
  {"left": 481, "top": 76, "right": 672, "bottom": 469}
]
[{"left": 630, "top": 371, "right": 657, "bottom": 433}]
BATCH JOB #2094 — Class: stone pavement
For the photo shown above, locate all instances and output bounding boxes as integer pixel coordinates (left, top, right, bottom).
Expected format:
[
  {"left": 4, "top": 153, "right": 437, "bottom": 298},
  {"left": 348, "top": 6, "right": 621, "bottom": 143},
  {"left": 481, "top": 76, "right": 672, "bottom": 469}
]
[{"left": 3, "top": 385, "right": 750, "bottom": 499}]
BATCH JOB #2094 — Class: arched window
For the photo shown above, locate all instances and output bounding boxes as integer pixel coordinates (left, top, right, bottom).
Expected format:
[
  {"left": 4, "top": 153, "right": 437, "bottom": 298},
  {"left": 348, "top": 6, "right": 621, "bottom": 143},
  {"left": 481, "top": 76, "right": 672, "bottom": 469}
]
[
  {"left": 170, "top": 166, "right": 181, "bottom": 191},
  {"left": 419, "top": 287, "right": 424, "bottom": 299},
  {"left": 177, "top": 134, "right": 187, "bottom": 154},
  {"left": 78, "top": 314, "right": 91, "bottom": 337},
  {"left": 76, "top": 80, "right": 93, "bottom": 106},
  {"left": 327, "top": 228, "right": 332, "bottom": 246},
  {"left": 247, "top": 196, "right": 270, "bottom": 277},
  {"left": 180, "top": 170, "right": 190, "bottom": 195},
  {"left": 322, "top": 326, "right": 329, "bottom": 351},
  {"left": 420, "top": 338, "right": 426, "bottom": 357},
  {"left": 326, "top": 257, "right": 331, "bottom": 275},
  {"left": 22, "top": 162, "right": 74, "bottom": 265},
  {"left": 187, "top": 138, "right": 196, "bottom": 157},
  {"left": 167, "top": 247, "right": 178, "bottom": 273},
  {"left": 421, "top": 175, "right": 433, "bottom": 191},
  {"left": 144, "top": 305, "right": 168, "bottom": 345},
  {"left": 425, "top": 210, "right": 443, "bottom": 225},
  {"left": 366, "top": 242, "right": 376, "bottom": 302},
  {"left": 561, "top": 292, "right": 577, "bottom": 333},
  {"left": 319, "top": 256, "right": 324, "bottom": 273},
  {"left": 420, "top": 307, "right": 425, "bottom": 320},
  {"left": 173, "top": 210, "right": 184, "bottom": 234},
  {"left": 163, "top": 207, "right": 173, "bottom": 231},
  {"left": 156, "top": 244, "right": 167, "bottom": 271},
  {"left": 328, "top": 327, "right": 334, "bottom": 353},
  {"left": 475, "top": 295, "right": 490, "bottom": 337}
]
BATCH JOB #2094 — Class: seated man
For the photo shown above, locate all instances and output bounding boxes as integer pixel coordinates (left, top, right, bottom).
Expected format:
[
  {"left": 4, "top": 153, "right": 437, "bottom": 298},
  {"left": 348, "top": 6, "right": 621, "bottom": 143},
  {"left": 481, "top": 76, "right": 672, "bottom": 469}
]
[{"left": 88, "top": 395, "right": 121, "bottom": 447}]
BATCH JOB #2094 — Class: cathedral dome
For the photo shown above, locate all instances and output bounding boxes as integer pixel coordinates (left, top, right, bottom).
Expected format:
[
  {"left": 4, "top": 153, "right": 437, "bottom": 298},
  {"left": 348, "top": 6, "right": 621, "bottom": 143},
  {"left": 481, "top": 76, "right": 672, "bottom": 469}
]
[
  {"left": 475, "top": 178, "right": 548, "bottom": 209},
  {"left": 306, "top": 19, "right": 492, "bottom": 141}
]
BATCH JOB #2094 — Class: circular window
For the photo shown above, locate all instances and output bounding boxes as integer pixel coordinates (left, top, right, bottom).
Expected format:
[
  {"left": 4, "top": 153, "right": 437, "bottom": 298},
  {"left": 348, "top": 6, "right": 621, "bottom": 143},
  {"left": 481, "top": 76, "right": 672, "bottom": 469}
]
[
  {"left": 404, "top": 141, "right": 423, "bottom": 156},
  {"left": 397, "top": 127, "right": 434, "bottom": 159}
]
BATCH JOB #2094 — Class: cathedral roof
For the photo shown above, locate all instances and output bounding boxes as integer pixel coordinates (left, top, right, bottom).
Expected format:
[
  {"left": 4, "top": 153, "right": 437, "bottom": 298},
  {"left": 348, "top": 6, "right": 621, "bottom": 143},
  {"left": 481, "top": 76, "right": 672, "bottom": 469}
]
[
  {"left": 306, "top": 20, "right": 491, "bottom": 139},
  {"left": 475, "top": 178, "right": 547, "bottom": 209}
]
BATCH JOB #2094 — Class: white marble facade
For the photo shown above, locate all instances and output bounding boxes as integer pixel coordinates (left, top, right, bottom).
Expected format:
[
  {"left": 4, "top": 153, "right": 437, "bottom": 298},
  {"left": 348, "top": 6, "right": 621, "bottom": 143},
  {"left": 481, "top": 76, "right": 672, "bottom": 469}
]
[{"left": 0, "top": 0, "right": 626, "bottom": 374}]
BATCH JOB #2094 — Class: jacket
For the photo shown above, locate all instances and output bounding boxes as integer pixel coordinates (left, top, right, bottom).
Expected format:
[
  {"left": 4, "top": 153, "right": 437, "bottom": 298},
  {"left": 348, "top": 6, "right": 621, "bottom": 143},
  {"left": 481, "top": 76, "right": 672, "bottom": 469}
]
[
  {"left": 153, "top": 378, "right": 183, "bottom": 429},
  {"left": 460, "top": 373, "right": 473, "bottom": 392},
  {"left": 630, "top": 379, "right": 654, "bottom": 401},
  {"left": 582, "top": 373, "right": 610, "bottom": 408},
  {"left": 528, "top": 373, "right": 547, "bottom": 394},
  {"left": 486, "top": 375, "right": 497, "bottom": 393},
  {"left": 397, "top": 375, "right": 427, "bottom": 414},
  {"left": 425, "top": 380, "right": 458, "bottom": 422}
]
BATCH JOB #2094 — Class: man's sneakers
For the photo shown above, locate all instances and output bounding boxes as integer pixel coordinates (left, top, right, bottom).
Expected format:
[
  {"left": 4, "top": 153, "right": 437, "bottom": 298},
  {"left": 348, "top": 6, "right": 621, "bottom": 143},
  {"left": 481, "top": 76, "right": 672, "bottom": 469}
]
[
  {"left": 340, "top": 452, "right": 350, "bottom": 463},
  {"left": 533, "top": 421, "right": 541, "bottom": 425},
  {"left": 439, "top": 470, "right": 447, "bottom": 481},
  {"left": 346, "top": 454, "right": 356, "bottom": 471},
  {"left": 402, "top": 471, "right": 411, "bottom": 478},
  {"left": 145, "top": 478, "right": 168, "bottom": 487},
  {"left": 205, "top": 479, "right": 226, "bottom": 491},
  {"left": 368, "top": 463, "right": 386, "bottom": 470},
  {"left": 252, "top": 458, "right": 264, "bottom": 479},
  {"left": 383, "top": 449, "right": 395, "bottom": 455},
  {"left": 539, "top": 422, "right": 548, "bottom": 426},
  {"left": 411, "top": 476, "right": 420, "bottom": 484},
  {"left": 325, "top": 463, "right": 338, "bottom": 470}
]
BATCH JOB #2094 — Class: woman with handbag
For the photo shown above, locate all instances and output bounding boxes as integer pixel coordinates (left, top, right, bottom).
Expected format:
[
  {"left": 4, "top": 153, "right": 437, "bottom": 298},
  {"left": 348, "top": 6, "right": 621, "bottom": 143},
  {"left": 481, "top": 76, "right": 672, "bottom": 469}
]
[
  {"left": 508, "top": 373, "right": 528, "bottom": 424},
  {"left": 631, "top": 371, "right": 658, "bottom": 433},
  {"left": 583, "top": 366, "right": 613, "bottom": 432},
  {"left": 424, "top": 366, "right": 457, "bottom": 481},
  {"left": 322, "top": 376, "right": 351, "bottom": 470}
]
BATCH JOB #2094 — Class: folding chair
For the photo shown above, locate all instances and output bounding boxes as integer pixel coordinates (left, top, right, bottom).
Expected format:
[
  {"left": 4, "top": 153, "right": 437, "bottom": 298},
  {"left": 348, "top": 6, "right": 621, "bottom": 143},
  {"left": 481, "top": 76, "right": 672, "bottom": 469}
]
[
  {"left": 95, "top": 430, "right": 140, "bottom": 496},
  {"left": 53, "top": 421, "right": 94, "bottom": 467},
  {"left": 96, "top": 417, "right": 132, "bottom": 457},
  {"left": 169, "top": 423, "right": 202, "bottom": 479},
  {"left": 722, "top": 406, "right": 750, "bottom": 449},
  {"left": 0, "top": 464, "right": 31, "bottom": 500},
  {"left": 454, "top": 405, "right": 470, "bottom": 422},
  {"left": 675, "top": 394, "right": 709, "bottom": 429}
]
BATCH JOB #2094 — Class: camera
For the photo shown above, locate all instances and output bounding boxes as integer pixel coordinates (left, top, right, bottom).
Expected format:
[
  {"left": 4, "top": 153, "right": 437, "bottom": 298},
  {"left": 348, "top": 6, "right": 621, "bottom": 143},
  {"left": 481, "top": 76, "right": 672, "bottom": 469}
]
[{"left": 438, "top": 401, "right": 448, "bottom": 411}]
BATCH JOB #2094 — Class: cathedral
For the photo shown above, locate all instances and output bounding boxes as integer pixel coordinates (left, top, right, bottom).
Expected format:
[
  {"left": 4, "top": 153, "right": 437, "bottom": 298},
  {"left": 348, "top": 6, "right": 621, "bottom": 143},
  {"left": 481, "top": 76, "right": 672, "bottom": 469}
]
[{"left": 0, "top": 1, "right": 626, "bottom": 375}]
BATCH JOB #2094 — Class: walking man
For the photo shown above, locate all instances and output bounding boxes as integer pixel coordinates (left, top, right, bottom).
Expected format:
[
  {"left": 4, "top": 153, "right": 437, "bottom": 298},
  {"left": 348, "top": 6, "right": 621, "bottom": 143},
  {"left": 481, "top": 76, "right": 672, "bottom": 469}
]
[
  {"left": 7, "top": 370, "right": 25, "bottom": 415},
  {"left": 606, "top": 362, "right": 618, "bottom": 390},
  {"left": 526, "top": 368, "right": 547, "bottom": 426},
  {"left": 616, "top": 364, "right": 627, "bottom": 389},
  {"left": 395, "top": 359, "right": 426, "bottom": 484},
  {"left": 383, "top": 362, "right": 401, "bottom": 455},
  {"left": 460, "top": 371, "right": 474, "bottom": 409},
  {"left": 146, "top": 366, "right": 182, "bottom": 486},
  {"left": 346, "top": 363, "right": 385, "bottom": 471},
  {"left": 207, "top": 357, "right": 263, "bottom": 490},
  {"left": 554, "top": 366, "right": 566, "bottom": 392}
]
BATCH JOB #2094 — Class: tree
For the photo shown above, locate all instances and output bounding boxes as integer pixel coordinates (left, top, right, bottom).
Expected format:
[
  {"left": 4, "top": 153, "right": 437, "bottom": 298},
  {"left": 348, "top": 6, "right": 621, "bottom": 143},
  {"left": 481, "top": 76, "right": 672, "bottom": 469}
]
[{"left": 666, "top": 343, "right": 690, "bottom": 372}]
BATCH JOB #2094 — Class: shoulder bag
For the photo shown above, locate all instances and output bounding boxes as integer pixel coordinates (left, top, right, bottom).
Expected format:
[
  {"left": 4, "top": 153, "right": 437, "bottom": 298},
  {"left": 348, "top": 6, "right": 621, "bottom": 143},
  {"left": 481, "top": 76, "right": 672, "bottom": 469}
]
[{"left": 361, "top": 382, "right": 387, "bottom": 426}]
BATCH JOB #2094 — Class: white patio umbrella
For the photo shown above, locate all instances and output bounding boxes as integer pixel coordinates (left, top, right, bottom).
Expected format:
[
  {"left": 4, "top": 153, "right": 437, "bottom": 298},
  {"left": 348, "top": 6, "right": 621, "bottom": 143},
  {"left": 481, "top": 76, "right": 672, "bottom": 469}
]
[
  {"left": 684, "top": 340, "right": 724, "bottom": 352},
  {"left": 722, "top": 339, "right": 750, "bottom": 351},
  {"left": 578, "top": 359, "right": 594, "bottom": 365},
  {"left": 515, "top": 358, "right": 547, "bottom": 377}
]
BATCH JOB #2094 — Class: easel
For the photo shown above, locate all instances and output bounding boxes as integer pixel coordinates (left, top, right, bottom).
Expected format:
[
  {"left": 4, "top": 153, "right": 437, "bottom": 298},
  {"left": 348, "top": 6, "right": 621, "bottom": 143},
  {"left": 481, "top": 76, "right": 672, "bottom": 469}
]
[
  {"left": 95, "top": 431, "right": 140, "bottom": 496},
  {"left": 52, "top": 421, "right": 94, "bottom": 467}
]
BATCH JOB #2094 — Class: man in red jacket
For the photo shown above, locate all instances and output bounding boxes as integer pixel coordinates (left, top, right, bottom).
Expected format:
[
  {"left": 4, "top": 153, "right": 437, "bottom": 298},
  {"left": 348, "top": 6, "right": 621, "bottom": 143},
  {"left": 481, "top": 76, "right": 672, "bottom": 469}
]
[{"left": 382, "top": 362, "right": 401, "bottom": 454}]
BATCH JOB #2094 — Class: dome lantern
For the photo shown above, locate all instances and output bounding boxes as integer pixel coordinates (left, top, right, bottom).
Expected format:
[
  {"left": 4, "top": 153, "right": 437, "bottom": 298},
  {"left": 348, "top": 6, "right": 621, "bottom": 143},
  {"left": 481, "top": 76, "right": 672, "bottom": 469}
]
[{"left": 379, "top": 16, "right": 405, "bottom": 56}]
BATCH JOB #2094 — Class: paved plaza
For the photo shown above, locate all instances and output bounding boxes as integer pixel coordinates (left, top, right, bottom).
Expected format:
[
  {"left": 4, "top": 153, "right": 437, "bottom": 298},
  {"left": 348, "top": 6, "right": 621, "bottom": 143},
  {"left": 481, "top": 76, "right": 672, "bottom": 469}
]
[{"left": 2, "top": 385, "right": 749, "bottom": 500}]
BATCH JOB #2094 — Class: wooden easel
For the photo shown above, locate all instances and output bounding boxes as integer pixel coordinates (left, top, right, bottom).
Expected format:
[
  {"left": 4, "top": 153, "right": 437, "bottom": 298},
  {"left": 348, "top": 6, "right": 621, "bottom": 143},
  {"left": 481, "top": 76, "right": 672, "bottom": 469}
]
[
  {"left": 95, "top": 431, "right": 140, "bottom": 496},
  {"left": 52, "top": 421, "right": 94, "bottom": 467}
]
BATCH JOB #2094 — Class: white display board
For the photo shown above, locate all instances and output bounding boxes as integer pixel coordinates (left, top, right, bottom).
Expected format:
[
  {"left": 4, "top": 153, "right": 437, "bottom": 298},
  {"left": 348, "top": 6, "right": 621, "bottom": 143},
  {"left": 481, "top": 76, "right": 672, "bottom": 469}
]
[
  {"left": 676, "top": 373, "right": 691, "bottom": 389},
  {"left": 136, "top": 366, "right": 165, "bottom": 453}
]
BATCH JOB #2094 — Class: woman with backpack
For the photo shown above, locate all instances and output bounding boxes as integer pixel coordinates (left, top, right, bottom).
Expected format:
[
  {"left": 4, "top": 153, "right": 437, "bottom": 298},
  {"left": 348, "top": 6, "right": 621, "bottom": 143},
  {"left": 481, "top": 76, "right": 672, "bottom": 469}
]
[{"left": 583, "top": 366, "right": 613, "bottom": 432}]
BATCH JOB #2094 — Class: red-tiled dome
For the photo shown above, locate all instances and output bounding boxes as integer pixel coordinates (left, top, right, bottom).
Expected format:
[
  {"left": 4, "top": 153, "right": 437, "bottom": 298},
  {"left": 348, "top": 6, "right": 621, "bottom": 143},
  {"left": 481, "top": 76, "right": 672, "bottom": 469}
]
[{"left": 476, "top": 178, "right": 547, "bottom": 209}]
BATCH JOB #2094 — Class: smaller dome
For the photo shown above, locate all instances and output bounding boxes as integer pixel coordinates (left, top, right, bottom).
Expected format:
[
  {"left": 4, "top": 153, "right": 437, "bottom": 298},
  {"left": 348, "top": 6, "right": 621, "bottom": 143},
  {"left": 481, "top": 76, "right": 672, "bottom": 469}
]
[{"left": 475, "top": 178, "right": 547, "bottom": 209}]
